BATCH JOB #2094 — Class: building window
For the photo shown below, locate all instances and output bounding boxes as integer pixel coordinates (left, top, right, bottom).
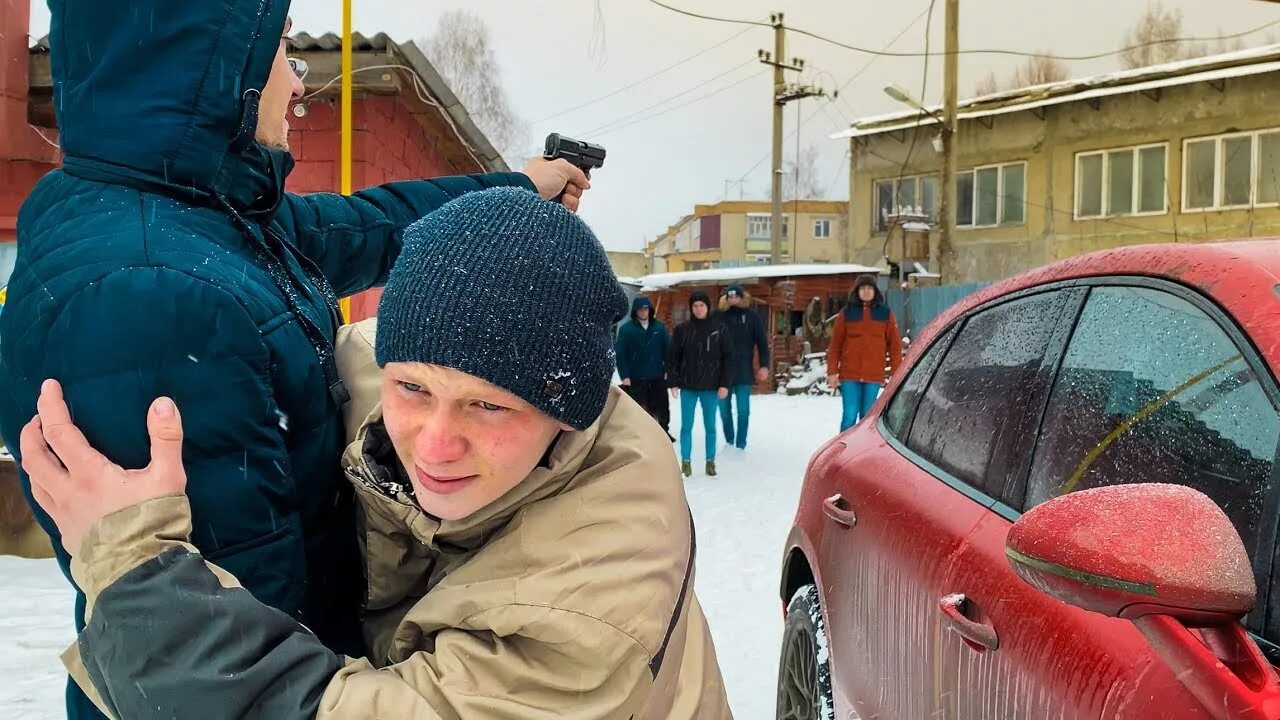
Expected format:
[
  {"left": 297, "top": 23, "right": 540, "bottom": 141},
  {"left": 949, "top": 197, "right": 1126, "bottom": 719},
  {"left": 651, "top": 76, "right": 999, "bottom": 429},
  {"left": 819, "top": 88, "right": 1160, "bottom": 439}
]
[
  {"left": 813, "top": 218, "right": 833, "bottom": 239},
  {"left": 1075, "top": 144, "right": 1168, "bottom": 219},
  {"left": 873, "top": 175, "right": 940, "bottom": 233},
  {"left": 1183, "top": 129, "right": 1280, "bottom": 211},
  {"left": 956, "top": 162, "right": 1027, "bottom": 228},
  {"left": 746, "top": 213, "right": 789, "bottom": 239}
]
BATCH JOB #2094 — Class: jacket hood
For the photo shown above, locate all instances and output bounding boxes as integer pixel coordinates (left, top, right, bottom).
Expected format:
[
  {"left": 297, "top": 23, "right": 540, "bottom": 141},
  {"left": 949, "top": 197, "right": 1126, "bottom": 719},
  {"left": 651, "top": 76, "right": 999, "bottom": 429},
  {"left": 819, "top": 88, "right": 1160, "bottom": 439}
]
[
  {"left": 49, "top": 0, "right": 292, "bottom": 212},
  {"left": 850, "top": 275, "right": 886, "bottom": 307},
  {"left": 717, "top": 291, "right": 754, "bottom": 311},
  {"left": 631, "top": 296, "right": 653, "bottom": 320}
]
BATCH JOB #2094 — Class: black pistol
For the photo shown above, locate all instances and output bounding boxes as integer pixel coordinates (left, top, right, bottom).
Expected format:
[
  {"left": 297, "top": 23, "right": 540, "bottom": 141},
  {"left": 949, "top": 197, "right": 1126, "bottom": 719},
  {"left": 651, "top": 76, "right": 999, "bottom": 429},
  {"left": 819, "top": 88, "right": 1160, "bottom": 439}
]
[{"left": 544, "top": 133, "right": 605, "bottom": 203}]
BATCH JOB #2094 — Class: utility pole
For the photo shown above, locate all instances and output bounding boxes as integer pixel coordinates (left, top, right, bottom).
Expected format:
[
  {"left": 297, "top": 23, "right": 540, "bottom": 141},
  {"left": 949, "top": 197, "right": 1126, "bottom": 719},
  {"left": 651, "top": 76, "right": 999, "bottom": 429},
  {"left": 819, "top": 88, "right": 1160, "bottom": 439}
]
[
  {"left": 759, "top": 13, "right": 827, "bottom": 266},
  {"left": 935, "top": 0, "right": 959, "bottom": 279}
]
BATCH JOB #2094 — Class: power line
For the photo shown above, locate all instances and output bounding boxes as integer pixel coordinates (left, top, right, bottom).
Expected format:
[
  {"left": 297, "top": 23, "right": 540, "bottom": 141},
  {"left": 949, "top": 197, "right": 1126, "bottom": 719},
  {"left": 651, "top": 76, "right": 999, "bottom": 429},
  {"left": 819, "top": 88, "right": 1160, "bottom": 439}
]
[
  {"left": 589, "top": 69, "right": 768, "bottom": 139},
  {"left": 731, "top": 4, "right": 932, "bottom": 185},
  {"left": 532, "top": 27, "right": 753, "bottom": 124},
  {"left": 825, "top": 149, "right": 851, "bottom": 199},
  {"left": 646, "top": 0, "right": 771, "bottom": 28},
  {"left": 893, "top": 0, "right": 939, "bottom": 199},
  {"left": 645, "top": 0, "right": 1280, "bottom": 62},
  {"left": 573, "top": 59, "right": 757, "bottom": 137}
]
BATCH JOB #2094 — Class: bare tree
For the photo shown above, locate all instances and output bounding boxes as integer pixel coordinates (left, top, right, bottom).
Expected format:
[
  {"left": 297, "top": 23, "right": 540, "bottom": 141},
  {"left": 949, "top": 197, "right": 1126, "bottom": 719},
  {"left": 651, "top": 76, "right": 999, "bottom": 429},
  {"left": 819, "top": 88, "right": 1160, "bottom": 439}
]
[
  {"left": 973, "top": 71, "right": 1001, "bottom": 97},
  {"left": 763, "top": 144, "right": 826, "bottom": 200},
  {"left": 1011, "top": 54, "right": 1069, "bottom": 88},
  {"left": 971, "top": 55, "right": 1066, "bottom": 96},
  {"left": 421, "top": 10, "right": 530, "bottom": 167},
  {"left": 1121, "top": 2, "right": 1194, "bottom": 69}
]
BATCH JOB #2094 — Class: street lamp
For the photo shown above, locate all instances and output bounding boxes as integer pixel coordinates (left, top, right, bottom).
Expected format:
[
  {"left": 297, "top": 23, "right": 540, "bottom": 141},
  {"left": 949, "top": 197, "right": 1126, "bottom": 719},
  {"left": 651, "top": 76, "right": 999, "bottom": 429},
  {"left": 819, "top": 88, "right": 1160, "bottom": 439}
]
[
  {"left": 884, "top": 84, "right": 946, "bottom": 129},
  {"left": 883, "top": 84, "right": 954, "bottom": 278}
]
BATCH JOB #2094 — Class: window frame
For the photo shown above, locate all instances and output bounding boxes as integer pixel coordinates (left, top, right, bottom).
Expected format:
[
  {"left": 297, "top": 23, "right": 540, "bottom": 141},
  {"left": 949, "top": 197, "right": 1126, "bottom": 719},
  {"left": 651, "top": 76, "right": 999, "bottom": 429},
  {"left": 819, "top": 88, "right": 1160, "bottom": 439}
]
[
  {"left": 872, "top": 174, "right": 940, "bottom": 234},
  {"left": 956, "top": 161, "right": 1028, "bottom": 229},
  {"left": 1074, "top": 143, "right": 1170, "bottom": 220},
  {"left": 1013, "top": 277, "right": 1280, "bottom": 642},
  {"left": 878, "top": 283, "right": 1085, "bottom": 514},
  {"left": 1182, "top": 128, "right": 1280, "bottom": 213},
  {"left": 813, "top": 217, "right": 833, "bottom": 239}
]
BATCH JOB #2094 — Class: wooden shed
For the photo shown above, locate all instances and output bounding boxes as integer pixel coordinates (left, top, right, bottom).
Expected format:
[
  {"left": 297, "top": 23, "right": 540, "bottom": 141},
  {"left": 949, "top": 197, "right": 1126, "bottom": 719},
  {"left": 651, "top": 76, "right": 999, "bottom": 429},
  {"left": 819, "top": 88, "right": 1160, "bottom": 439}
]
[{"left": 636, "top": 264, "right": 881, "bottom": 392}]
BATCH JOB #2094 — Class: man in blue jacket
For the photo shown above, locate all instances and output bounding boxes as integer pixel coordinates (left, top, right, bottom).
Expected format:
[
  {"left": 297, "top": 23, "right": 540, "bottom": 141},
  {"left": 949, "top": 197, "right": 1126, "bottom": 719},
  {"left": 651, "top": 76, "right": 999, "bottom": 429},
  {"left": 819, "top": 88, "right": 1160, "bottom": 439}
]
[
  {"left": 615, "top": 296, "right": 673, "bottom": 440},
  {"left": 0, "top": 3, "right": 588, "bottom": 719}
]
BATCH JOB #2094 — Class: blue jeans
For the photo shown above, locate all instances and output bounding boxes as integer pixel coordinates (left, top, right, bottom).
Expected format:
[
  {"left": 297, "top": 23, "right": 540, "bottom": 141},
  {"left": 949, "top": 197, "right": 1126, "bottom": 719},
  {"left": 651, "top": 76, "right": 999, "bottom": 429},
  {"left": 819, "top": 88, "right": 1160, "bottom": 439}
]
[
  {"left": 840, "top": 381, "right": 881, "bottom": 432},
  {"left": 680, "top": 390, "right": 720, "bottom": 462},
  {"left": 719, "top": 384, "right": 753, "bottom": 448}
]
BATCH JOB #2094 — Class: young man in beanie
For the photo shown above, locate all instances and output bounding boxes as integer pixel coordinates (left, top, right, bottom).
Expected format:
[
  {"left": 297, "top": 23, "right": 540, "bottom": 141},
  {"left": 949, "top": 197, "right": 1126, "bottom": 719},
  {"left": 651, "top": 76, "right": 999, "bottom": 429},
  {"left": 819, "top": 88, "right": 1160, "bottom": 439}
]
[
  {"left": 616, "top": 296, "right": 675, "bottom": 440},
  {"left": 18, "top": 188, "right": 733, "bottom": 719},
  {"left": 668, "top": 292, "right": 733, "bottom": 477},
  {"left": 715, "top": 285, "right": 771, "bottom": 450}
]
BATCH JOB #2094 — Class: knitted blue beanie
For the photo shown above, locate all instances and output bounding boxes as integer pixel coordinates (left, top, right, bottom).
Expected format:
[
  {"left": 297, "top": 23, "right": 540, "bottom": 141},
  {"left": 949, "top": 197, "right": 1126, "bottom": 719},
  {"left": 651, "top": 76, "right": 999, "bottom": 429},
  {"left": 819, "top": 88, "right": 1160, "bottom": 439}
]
[{"left": 375, "top": 187, "right": 628, "bottom": 430}]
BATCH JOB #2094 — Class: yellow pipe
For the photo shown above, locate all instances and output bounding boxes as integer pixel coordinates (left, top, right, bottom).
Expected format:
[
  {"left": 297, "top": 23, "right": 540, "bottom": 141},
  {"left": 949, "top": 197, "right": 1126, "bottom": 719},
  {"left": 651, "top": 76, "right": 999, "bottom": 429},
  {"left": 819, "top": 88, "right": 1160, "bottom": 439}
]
[{"left": 338, "top": 0, "right": 353, "bottom": 323}]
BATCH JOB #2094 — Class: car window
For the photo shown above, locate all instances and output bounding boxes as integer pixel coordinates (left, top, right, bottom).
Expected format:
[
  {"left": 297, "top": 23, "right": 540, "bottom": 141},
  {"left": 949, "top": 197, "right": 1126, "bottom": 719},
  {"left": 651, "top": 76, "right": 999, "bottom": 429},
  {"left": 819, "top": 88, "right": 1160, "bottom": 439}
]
[
  {"left": 1025, "top": 286, "right": 1280, "bottom": 563},
  {"left": 883, "top": 326, "right": 957, "bottom": 439},
  {"left": 907, "top": 291, "right": 1069, "bottom": 497}
]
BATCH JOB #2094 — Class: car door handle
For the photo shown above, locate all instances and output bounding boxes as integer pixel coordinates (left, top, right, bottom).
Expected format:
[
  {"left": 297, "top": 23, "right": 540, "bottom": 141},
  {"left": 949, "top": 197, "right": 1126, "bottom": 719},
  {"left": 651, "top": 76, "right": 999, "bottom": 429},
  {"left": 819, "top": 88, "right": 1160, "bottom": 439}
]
[
  {"left": 822, "top": 494, "right": 857, "bottom": 527},
  {"left": 939, "top": 593, "right": 999, "bottom": 652}
]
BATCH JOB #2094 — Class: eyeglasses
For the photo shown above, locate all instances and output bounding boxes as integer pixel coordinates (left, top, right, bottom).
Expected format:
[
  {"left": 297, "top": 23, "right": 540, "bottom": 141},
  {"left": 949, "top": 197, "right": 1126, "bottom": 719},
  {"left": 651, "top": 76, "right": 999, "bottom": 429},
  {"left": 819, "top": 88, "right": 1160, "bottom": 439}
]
[{"left": 287, "top": 57, "right": 309, "bottom": 82}]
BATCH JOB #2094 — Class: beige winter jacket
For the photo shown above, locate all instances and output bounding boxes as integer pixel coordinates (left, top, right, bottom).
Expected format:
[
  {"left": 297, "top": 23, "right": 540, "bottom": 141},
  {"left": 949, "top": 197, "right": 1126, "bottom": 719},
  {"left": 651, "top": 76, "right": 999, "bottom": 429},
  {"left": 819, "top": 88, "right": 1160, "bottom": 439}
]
[{"left": 61, "top": 318, "right": 733, "bottom": 720}]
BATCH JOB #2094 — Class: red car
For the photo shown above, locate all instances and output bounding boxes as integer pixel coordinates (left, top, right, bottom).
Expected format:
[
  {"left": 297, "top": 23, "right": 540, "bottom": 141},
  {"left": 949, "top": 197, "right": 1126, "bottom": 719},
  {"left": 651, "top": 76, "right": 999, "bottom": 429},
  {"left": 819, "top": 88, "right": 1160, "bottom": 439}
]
[{"left": 778, "top": 241, "right": 1280, "bottom": 720}]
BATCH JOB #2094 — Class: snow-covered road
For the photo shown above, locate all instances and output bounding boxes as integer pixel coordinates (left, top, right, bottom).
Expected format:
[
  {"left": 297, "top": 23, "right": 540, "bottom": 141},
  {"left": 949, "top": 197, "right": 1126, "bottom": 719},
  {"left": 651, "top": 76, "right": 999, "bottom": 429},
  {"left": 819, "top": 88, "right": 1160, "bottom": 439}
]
[{"left": 0, "top": 394, "right": 841, "bottom": 719}]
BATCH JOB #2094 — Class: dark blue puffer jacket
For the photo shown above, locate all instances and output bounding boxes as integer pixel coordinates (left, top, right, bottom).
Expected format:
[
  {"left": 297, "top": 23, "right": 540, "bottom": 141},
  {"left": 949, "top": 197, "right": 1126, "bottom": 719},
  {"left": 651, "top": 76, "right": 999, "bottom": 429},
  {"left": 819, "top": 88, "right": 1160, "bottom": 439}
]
[{"left": 0, "top": 3, "right": 534, "bottom": 717}]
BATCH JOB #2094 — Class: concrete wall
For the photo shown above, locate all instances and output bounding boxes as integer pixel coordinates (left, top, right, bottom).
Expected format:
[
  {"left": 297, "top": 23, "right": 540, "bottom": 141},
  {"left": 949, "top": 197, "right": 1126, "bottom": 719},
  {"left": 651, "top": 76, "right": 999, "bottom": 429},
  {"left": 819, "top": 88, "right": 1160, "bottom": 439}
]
[
  {"left": 849, "top": 71, "right": 1280, "bottom": 283},
  {"left": 607, "top": 251, "right": 650, "bottom": 278}
]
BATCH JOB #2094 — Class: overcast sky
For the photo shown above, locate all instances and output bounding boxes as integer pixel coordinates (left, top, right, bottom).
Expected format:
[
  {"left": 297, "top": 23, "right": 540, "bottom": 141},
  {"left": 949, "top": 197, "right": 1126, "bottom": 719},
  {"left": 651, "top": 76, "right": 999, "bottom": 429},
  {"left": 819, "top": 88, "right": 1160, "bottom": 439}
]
[{"left": 29, "top": 1, "right": 1280, "bottom": 251}]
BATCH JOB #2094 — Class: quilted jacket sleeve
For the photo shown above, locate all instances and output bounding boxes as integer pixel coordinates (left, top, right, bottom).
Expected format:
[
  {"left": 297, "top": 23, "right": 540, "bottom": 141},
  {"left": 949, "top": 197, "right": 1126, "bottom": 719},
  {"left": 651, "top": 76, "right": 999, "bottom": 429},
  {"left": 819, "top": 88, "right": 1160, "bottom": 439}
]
[{"left": 274, "top": 173, "right": 537, "bottom": 297}]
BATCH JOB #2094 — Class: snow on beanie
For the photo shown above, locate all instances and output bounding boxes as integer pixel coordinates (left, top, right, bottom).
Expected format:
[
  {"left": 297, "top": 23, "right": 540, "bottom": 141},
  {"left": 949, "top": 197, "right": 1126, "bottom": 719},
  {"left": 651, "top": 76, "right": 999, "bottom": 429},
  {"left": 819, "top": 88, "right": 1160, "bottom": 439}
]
[{"left": 375, "top": 187, "right": 629, "bottom": 431}]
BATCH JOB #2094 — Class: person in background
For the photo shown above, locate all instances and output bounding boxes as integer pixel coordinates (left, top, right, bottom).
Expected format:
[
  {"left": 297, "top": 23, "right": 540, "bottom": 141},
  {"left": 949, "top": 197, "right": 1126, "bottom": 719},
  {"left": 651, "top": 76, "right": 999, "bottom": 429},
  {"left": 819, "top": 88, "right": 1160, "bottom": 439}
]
[
  {"left": 668, "top": 292, "right": 732, "bottom": 478},
  {"left": 715, "top": 285, "right": 770, "bottom": 450},
  {"left": 615, "top": 296, "right": 674, "bottom": 441},
  {"left": 826, "top": 275, "right": 903, "bottom": 432}
]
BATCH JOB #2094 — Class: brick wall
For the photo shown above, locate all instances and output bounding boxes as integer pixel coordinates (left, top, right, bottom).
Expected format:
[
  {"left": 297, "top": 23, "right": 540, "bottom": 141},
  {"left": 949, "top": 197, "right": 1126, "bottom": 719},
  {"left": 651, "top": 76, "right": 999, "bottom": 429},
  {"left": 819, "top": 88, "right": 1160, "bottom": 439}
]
[{"left": 289, "top": 95, "right": 474, "bottom": 321}]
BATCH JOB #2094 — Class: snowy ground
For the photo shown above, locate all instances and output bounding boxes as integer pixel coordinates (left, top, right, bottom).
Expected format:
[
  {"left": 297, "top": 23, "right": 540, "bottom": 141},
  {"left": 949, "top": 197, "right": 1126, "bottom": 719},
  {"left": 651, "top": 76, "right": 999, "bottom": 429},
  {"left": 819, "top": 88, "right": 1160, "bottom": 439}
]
[{"left": 0, "top": 394, "right": 841, "bottom": 720}]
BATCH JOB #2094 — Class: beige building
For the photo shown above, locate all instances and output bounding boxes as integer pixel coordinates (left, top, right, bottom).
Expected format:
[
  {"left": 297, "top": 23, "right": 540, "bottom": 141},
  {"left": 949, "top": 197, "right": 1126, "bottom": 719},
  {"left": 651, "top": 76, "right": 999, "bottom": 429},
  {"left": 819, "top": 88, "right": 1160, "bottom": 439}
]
[
  {"left": 606, "top": 251, "right": 650, "bottom": 279},
  {"left": 838, "top": 46, "right": 1280, "bottom": 284},
  {"left": 646, "top": 200, "right": 849, "bottom": 273}
]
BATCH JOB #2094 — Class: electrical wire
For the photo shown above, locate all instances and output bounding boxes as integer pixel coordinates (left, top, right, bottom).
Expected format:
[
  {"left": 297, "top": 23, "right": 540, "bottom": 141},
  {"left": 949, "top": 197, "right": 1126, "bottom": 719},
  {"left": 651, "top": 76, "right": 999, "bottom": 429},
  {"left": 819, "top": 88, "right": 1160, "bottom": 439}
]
[
  {"left": 301, "top": 63, "right": 491, "bottom": 169},
  {"left": 532, "top": 26, "right": 753, "bottom": 124},
  {"left": 588, "top": 69, "right": 768, "bottom": 140},
  {"left": 574, "top": 59, "right": 758, "bottom": 137},
  {"left": 730, "top": 4, "right": 932, "bottom": 186},
  {"left": 893, "top": 0, "right": 938, "bottom": 209},
  {"left": 646, "top": 0, "right": 1280, "bottom": 62}
]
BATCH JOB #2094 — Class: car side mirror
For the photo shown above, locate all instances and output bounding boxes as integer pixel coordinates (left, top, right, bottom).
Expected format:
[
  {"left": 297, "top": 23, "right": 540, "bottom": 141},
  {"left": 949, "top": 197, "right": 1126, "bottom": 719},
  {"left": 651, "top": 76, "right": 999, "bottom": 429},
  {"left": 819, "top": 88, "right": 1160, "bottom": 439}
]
[{"left": 1006, "top": 484, "right": 1280, "bottom": 720}]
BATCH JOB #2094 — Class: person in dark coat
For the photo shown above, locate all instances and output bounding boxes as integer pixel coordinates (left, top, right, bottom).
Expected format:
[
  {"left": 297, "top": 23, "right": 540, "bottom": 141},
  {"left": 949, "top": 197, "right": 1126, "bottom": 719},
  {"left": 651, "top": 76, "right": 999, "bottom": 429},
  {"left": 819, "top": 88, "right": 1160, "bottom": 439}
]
[
  {"left": 715, "top": 285, "right": 771, "bottom": 450},
  {"left": 0, "top": 4, "right": 587, "bottom": 719},
  {"left": 615, "top": 296, "right": 674, "bottom": 440},
  {"left": 667, "top": 291, "right": 733, "bottom": 478}
]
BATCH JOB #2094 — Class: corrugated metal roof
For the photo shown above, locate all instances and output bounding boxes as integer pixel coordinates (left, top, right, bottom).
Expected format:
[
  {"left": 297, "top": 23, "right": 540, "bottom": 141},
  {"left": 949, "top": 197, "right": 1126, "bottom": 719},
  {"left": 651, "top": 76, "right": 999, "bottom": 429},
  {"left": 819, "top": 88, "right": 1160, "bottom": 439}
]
[
  {"left": 286, "top": 32, "right": 395, "bottom": 53},
  {"left": 833, "top": 44, "right": 1280, "bottom": 140},
  {"left": 26, "top": 31, "right": 510, "bottom": 173}
]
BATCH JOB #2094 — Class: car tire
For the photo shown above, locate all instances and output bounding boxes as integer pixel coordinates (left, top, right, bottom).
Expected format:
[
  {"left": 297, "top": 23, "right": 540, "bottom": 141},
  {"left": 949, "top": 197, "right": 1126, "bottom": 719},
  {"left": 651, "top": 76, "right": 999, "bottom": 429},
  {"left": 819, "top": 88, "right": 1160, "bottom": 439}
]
[{"left": 776, "top": 583, "right": 835, "bottom": 720}]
